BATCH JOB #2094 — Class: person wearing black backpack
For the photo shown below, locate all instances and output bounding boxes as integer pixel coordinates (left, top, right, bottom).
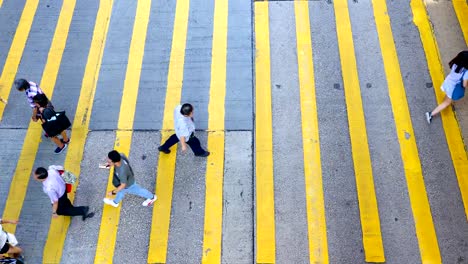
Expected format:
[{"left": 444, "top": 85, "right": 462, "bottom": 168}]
[{"left": 33, "top": 94, "right": 70, "bottom": 154}]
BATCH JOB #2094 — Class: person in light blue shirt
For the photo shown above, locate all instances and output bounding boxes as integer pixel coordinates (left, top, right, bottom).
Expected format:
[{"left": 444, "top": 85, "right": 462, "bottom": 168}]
[
  {"left": 158, "top": 103, "right": 210, "bottom": 157},
  {"left": 426, "top": 51, "right": 468, "bottom": 124}
]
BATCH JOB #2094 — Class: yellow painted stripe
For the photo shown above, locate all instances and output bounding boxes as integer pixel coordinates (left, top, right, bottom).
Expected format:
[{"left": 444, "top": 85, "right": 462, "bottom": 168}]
[
  {"left": 453, "top": 0, "right": 468, "bottom": 45},
  {"left": 42, "top": 0, "right": 113, "bottom": 263},
  {"left": 147, "top": 0, "right": 190, "bottom": 262},
  {"left": 0, "top": 0, "right": 39, "bottom": 121},
  {"left": 201, "top": 0, "right": 228, "bottom": 262},
  {"left": 294, "top": 2, "right": 329, "bottom": 263},
  {"left": 1, "top": 0, "right": 73, "bottom": 234},
  {"left": 412, "top": 0, "right": 468, "bottom": 220},
  {"left": 254, "top": 2, "right": 275, "bottom": 263},
  {"left": 0, "top": 0, "right": 3, "bottom": 8},
  {"left": 374, "top": 0, "right": 442, "bottom": 262},
  {"left": 94, "top": 0, "right": 151, "bottom": 263},
  {"left": 333, "top": 0, "right": 384, "bottom": 262}
]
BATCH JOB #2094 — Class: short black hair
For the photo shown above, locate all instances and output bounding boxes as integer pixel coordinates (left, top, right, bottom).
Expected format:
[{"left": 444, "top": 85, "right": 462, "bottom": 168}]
[
  {"left": 33, "top": 93, "right": 48, "bottom": 107},
  {"left": 180, "top": 103, "right": 193, "bottom": 116},
  {"left": 108, "top": 150, "right": 121, "bottom": 163},
  {"left": 35, "top": 167, "right": 48, "bottom": 179},
  {"left": 15, "top": 79, "right": 30, "bottom": 91}
]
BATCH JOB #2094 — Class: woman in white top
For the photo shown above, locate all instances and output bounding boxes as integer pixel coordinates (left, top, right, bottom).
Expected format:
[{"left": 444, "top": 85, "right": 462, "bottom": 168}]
[
  {"left": 426, "top": 51, "right": 468, "bottom": 124},
  {"left": 0, "top": 218, "right": 22, "bottom": 258}
]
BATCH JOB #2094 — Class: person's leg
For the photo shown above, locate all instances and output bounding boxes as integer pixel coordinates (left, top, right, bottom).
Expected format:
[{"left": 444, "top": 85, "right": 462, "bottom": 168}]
[
  {"left": 159, "top": 134, "right": 179, "bottom": 151},
  {"left": 6, "top": 244, "right": 22, "bottom": 258},
  {"left": 60, "top": 130, "right": 69, "bottom": 143},
  {"left": 125, "top": 183, "right": 154, "bottom": 199},
  {"left": 56, "top": 193, "right": 86, "bottom": 216},
  {"left": 113, "top": 187, "right": 130, "bottom": 204},
  {"left": 430, "top": 96, "right": 452, "bottom": 116},
  {"left": 187, "top": 136, "right": 207, "bottom": 156},
  {"left": 51, "top": 136, "right": 65, "bottom": 148}
]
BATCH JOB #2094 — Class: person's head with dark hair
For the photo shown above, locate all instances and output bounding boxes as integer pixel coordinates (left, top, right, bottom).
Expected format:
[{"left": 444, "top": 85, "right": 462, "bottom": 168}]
[
  {"left": 449, "top": 50, "right": 468, "bottom": 73},
  {"left": 33, "top": 93, "right": 48, "bottom": 107},
  {"left": 34, "top": 167, "right": 48, "bottom": 181},
  {"left": 14, "top": 79, "right": 30, "bottom": 91},
  {"left": 108, "top": 150, "right": 121, "bottom": 163},
  {"left": 180, "top": 103, "right": 193, "bottom": 117}
]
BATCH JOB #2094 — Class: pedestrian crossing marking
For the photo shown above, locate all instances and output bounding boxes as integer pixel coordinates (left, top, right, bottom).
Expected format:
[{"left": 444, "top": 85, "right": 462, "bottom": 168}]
[
  {"left": 94, "top": 0, "right": 151, "bottom": 262},
  {"left": 201, "top": 0, "right": 228, "bottom": 262},
  {"left": 375, "top": 0, "right": 442, "bottom": 262},
  {"left": 254, "top": 2, "right": 276, "bottom": 263},
  {"left": 453, "top": 0, "right": 468, "bottom": 45},
  {"left": 0, "top": 0, "right": 39, "bottom": 122},
  {"left": 42, "top": 0, "right": 113, "bottom": 262},
  {"left": 1, "top": 0, "right": 72, "bottom": 236},
  {"left": 333, "top": 0, "right": 385, "bottom": 261},
  {"left": 147, "top": 0, "right": 190, "bottom": 262},
  {"left": 294, "top": 2, "right": 329, "bottom": 263},
  {"left": 412, "top": 0, "right": 468, "bottom": 222}
]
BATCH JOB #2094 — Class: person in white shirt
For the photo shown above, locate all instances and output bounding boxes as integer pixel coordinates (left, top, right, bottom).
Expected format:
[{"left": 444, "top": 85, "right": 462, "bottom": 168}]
[
  {"left": 0, "top": 218, "right": 22, "bottom": 258},
  {"left": 158, "top": 103, "right": 210, "bottom": 157}
]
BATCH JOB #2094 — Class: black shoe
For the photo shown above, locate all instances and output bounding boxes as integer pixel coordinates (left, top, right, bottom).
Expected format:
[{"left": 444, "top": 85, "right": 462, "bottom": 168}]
[
  {"left": 158, "top": 146, "right": 170, "bottom": 154},
  {"left": 196, "top": 151, "right": 210, "bottom": 157},
  {"left": 82, "top": 206, "right": 95, "bottom": 221},
  {"left": 61, "top": 138, "right": 70, "bottom": 144}
]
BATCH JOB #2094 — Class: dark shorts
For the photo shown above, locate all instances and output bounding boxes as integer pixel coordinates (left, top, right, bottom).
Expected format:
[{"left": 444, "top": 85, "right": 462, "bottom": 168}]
[{"left": 0, "top": 242, "right": 10, "bottom": 254}]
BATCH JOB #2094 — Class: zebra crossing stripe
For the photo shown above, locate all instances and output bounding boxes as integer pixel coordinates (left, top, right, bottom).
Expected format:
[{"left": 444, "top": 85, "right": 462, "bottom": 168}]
[
  {"left": 294, "top": 2, "right": 329, "bottom": 263},
  {"left": 453, "top": 0, "right": 468, "bottom": 45},
  {"left": 374, "top": 0, "right": 442, "bottom": 262},
  {"left": 411, "top": 0, "right": 468, "bottom": 221},
  {"left": 42, "top": 0, "right": 113, "bottom": 262},
  {"left": 94, "top": 0, "right": 152, "bottom": 262},
  {"left": 333, "top": 0, "right": 385, "bottom": 261},
  {"left": 201, "top": 0, "right": 228, "bottom": 262},
  {"left": 0, "top": 0, "right": 39, "bottom": 121},
  {"left": 254, "top": 2, "right": 276, "bottom": 263},
  {"left": 1, "top": 0, "right": 72, "bottom": 237},
  {"left": 147, "top": 0, "right": 190, "bottom": 262}
]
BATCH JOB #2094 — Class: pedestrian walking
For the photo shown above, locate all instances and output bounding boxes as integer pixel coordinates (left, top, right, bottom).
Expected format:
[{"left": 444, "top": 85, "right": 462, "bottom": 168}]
[
  {"left": 14, "top": 79, "right": 52, "bottom": 123},
  {"left": 0, "top": 219, "right": 22, "bottom": 258},
  {"left": 103, "top": 150, "right": 157, "bottom": 208},
  {"left": 158, "top": 103, "right": 210, "bottom": 157},
  {"left": 33, "top": 94, "right": 70, "bottom": 154},
  {"left": 426, "top": 50, "right": 468, "bottom": 124},
  {"left": 33, "top": 166, "right": 95, "bottom": 221}
]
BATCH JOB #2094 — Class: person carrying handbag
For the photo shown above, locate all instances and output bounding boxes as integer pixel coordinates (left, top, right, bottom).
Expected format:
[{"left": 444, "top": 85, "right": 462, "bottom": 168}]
[
  {"left": 426, "top": 50, "right": 468, "bottom": 124},
  {"left": 33, "top": 94, "right": 70, "bottom": 154}
]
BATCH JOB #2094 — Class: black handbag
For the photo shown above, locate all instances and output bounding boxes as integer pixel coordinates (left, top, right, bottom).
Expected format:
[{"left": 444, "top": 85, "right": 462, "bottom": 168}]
[{"left": 41, "top": 110, "right": 71, "bottom": 137}]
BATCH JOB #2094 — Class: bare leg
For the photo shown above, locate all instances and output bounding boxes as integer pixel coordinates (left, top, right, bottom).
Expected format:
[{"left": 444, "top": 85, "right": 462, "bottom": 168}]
[
  {"left": 7, "top": 245, "right": 22, "bottom": 258},
  {"left": 60, "top": 130, "right": 69, "bottom": 142},
  {"left": 430, "top": 96, "right": 452, "bottom": 117},
  {"left": 51, "top": 136, "right": 65, "bottom": 148}
]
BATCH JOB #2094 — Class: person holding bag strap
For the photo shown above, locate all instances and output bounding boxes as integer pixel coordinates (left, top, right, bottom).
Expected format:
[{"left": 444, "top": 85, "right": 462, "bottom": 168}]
[
  {"left": 426, "top": 51, "right": 468, "bottom": 124},
  {"left": 33, "top": 94, "right": 70, "bottom": 154}
]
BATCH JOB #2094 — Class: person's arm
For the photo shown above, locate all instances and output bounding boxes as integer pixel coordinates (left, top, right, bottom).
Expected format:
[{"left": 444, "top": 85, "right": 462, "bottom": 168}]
[
  {"left": 463, "top": 79, "right": 467, "bottom": 88},
  {"left": 108, "top": 183, "right": 126, "bottom": 196},
  {"left": 180, "top": 136, "right": 188, "bottom": 152},
  {"left": 32, "top": 107, "right": 38, "bottom": 122},
  {"left": 0, "top": 219, "right": 18, "bottom": 224},
  {"left": 52, "top": 201, "right": 59, "bottom": 218}
]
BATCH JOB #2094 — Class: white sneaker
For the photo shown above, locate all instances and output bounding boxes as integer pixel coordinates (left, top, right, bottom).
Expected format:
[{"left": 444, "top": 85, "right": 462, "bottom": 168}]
[
  {"left": 103, "top": 198, "right": 119, "bottom": 207},
  {"left": 425, "top": 112, "right": 432, "bottom": 124},
  {"left": 142, "top": 195, "right": 157, "bottom": 207}
]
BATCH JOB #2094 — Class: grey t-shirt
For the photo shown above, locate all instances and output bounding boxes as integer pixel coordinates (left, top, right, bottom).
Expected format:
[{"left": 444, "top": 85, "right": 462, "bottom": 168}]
[{"left": 112, "top": 154, "right": 135, "bottom": 188}]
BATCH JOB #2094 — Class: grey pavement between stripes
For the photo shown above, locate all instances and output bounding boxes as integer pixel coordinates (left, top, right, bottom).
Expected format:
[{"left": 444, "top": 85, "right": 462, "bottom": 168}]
[{"left": 0, "top": 0, "right": 467, "bottom": 263}]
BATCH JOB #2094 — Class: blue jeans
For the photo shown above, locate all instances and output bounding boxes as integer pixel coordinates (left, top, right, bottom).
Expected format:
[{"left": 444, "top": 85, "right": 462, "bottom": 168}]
[{"left": 114, "top": 183, "right": 153, "bottom": 204}]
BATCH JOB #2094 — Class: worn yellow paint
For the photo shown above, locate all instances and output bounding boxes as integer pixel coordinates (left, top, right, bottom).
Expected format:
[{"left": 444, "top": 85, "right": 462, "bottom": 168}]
[
  {"left": 412, "top": 0, "right": 468, "bottom": 221},
  {"left": 201, "top": 0, "right": 228, "bottom": 263},
  {"left": 1, "top": 0, "right": 74, "bottom": 235},
  {"left": 254, "top": 2, "right": 275, "bottom": 263},
  {"left": 42, "top": 0, "right": 112, "bottom": 263},
  {"left": 294, "top": 2, "right": 329, "bottom": 263},
  {"left": 333, "top": 0, "right": 385, "bottom": 262},
  {"left": 0, "top": 0, "right": 39, "bottom": 121},
  {"left": 374, "top": 0, "right": 442, "bottom": 262},
  {"left": 453, "top": 0, "right": 468, "bottom": 45},
  {"left": 94, "top": 0, "right": 151, "bottom": 263},
  {"left": 147, "top": 0, "right": 190, "bottom": 262},
  {"left": 0, "top": 0, "right": 3, "bottom": 8}
]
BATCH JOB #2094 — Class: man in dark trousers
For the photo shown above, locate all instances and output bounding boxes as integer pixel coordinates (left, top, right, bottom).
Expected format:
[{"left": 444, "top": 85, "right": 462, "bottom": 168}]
[
  {"left": 158, "top": 103, "right": 210, "bottom": 157},
  {"left": 34, "top": 166, "right": 94, "bottom": 221}
]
